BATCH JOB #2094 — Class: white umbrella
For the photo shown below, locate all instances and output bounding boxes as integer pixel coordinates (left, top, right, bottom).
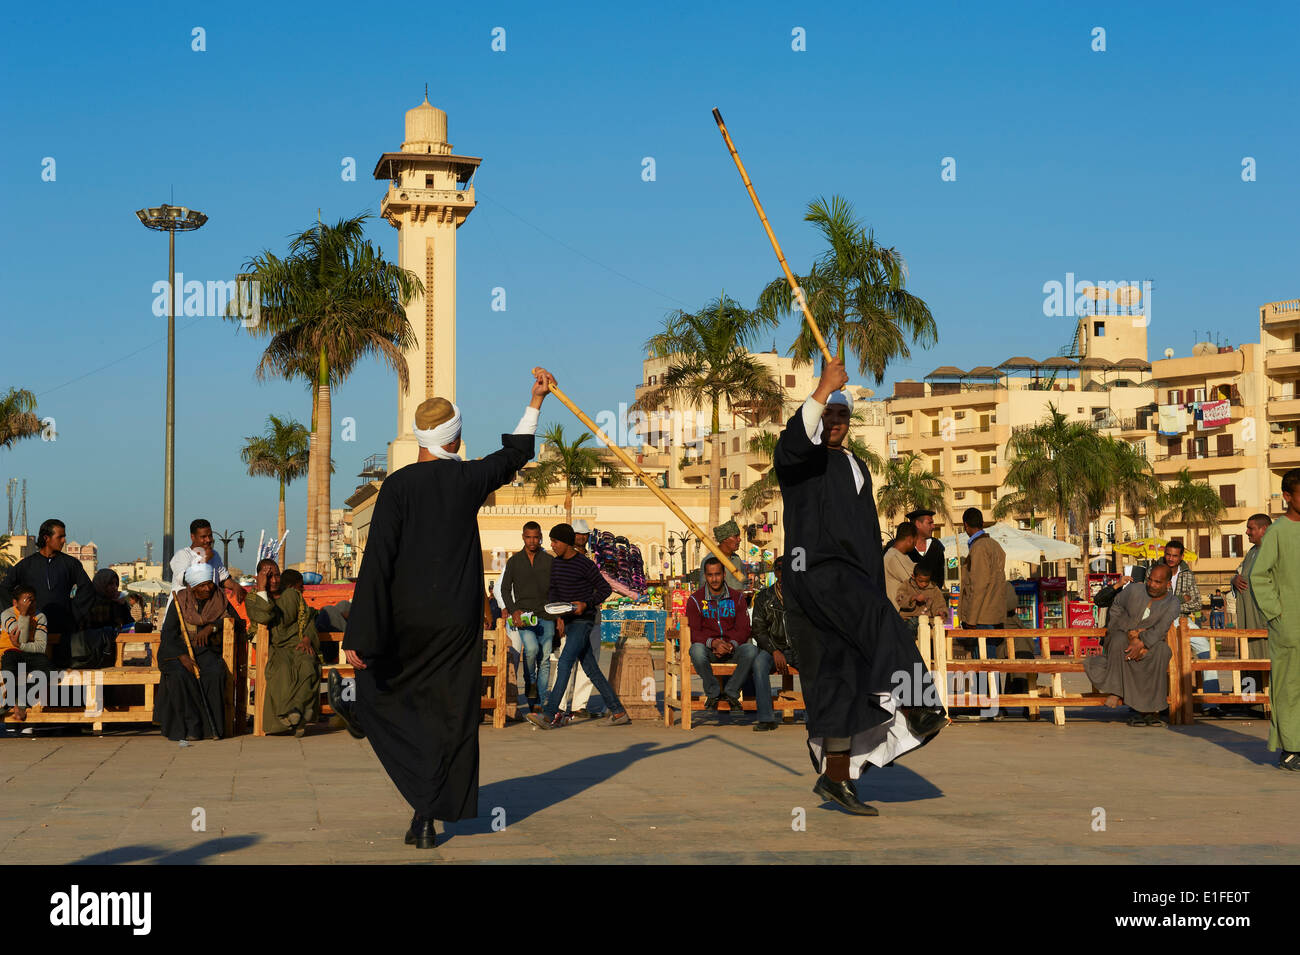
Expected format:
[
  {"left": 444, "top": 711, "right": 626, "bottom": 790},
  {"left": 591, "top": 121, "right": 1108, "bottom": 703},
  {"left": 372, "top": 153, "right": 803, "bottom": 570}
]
[
  {"left": 125, "top": 579, "right": 170, "bottom": 595},
  {"left": 939, "top": 523, "right": 1081, "bottom": 564}
]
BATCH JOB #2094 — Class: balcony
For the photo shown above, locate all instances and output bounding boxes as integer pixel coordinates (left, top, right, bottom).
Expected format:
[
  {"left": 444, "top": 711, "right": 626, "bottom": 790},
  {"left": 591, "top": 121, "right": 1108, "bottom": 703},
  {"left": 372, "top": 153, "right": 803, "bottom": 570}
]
[
  {"left": 1269, "top": 443, "right": 1300, "bottom": 468},
  {"left": 1262, "top": 299, "right": 1300, "bottom": 328},
  {"left": 1152, "top": 448, "right": 1245, "bottom": 474},
  {"left": 947, "top": 468, "right": 1002, "bottom": 490},
  {"left": 1267, "top": 395, "right": 1300, "bottom": 420},
  {"left": 1265, "top": 348, "right": 1300, "bottom": 373}
]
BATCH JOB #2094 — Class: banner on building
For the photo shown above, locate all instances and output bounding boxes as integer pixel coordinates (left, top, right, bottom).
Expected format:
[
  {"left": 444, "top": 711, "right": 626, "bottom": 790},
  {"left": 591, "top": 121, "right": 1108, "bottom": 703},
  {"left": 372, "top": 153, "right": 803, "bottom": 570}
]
[{"left": 1198, "top": 399, "right": 1230, "bottom": 429}]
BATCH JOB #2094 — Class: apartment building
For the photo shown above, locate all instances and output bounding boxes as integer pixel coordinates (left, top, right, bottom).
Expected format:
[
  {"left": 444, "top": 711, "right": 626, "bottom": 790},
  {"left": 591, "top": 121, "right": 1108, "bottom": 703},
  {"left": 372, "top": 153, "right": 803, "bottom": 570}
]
[{"left": 1262, "top": 298, "right": 1300, "bottom": 498}]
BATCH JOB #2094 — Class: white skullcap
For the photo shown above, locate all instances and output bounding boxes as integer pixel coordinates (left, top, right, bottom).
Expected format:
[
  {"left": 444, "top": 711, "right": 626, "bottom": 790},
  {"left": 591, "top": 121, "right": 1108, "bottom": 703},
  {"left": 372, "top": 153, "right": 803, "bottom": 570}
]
[
  {"left": 826, "top": 390, "right": 854, "bottom": 413},
  {"left": 573, "top": 519, "right": 591, "bottom": 534},
  {"left": 184, "top": 562, "right": 216, "bottom": 586}
]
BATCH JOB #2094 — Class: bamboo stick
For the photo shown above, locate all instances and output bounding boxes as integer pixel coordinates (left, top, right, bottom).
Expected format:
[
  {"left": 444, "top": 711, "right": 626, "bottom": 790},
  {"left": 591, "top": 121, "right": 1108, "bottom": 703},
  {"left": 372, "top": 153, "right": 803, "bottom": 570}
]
[
  {"left": 534, "top": 369, "right": 743, "bottom": 579},
  {"left": 712, "top": 107, "right": 833, "bottom": 365}
]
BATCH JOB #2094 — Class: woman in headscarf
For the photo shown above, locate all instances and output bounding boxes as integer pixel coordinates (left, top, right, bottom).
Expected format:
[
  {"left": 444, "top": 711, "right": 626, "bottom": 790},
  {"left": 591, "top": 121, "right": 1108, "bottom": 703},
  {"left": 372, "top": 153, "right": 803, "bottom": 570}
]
[
  {"left": 154, "top": 563, "right": 230, "bottom": 741},
  {"left": 87, "top": 569, "right": 133, "bottom": 630}
]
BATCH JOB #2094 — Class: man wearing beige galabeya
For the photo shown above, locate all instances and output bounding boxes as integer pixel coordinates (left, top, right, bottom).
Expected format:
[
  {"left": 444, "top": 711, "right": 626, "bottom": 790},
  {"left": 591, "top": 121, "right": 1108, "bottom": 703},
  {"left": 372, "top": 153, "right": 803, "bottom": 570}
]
[{"left": 957, "top": 508, "right": 1007, "bottom": 718}]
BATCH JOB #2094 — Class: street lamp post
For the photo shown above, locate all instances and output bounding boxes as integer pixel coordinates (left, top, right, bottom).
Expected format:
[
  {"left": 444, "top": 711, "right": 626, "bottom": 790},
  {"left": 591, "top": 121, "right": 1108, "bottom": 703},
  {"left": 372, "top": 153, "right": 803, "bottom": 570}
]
[
  {"left": 136, "top": 204, "right": 208, "bottom": 581},
  {"left": 214, "top": 529, "right": 246, "bottom": 570}
]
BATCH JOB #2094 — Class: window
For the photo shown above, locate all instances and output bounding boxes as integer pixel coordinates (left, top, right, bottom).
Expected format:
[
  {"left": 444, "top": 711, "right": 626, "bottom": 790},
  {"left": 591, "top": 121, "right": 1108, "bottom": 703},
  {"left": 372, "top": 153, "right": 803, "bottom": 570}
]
[
  {"left": 1094, "top": 321, "right": 1106, "bottom": 336},
  {"left": 930, "top": 459, "right": 941, "bottom": 475},
  {"left": 785, "top": 375, "right": 796, "bottom": 387},
  {"left": 931, "top": 419, "right": 940, "bottom": 436},
  {"left": 425, "top": 175, "right": 434, "bottom": 188},
  {"left": 956, "top": 454, "right": 968, "bottom": 464},
  {"left": 1222, "top": 534, "right": 1243, "bottom": 558},
  {"left": 732, "top": 437, "right": 740, "bottom": 453},
  {"left": 1219, "top": 484, "right": 1236, "bottom": 507},
  {"left": 955, "top": 491, "right": 966, "bottom": 501},
  {"left": 648, "top": 375, "right": 657, "bottom": 386},
  {"left": 894, "top": 416, "right": 905, "bottom": 425},
  {"left": 732, "top": 474, "right": 740, "bottom": 490},
  {"left": 1169, "top": 389, "right": 1183, "bottom": 404},
  {"left": 955, "top": 411, "right": 966, "bottom": 419},
  {"left": 1106, "top": 520, "right": 1115, "bottom": 543},
  {"left": 1193, "top": 387, "right": 1206, "bottom": 402}
]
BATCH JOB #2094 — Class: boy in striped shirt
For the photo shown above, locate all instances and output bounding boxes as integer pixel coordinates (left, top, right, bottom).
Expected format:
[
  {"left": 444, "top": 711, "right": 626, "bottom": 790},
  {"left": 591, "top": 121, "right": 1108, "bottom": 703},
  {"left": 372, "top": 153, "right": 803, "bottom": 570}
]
[{"left": 2, "top": 584, "right": 51, "bottom": 720}]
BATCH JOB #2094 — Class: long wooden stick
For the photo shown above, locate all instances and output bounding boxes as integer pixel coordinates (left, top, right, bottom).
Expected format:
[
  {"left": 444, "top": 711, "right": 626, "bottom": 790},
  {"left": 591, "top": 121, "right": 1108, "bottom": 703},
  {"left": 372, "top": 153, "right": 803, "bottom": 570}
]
[
  {"left": 712, "top": 107, "right": 833, "bottom": 365},
  {"left": 176, "top": 607, "right": 221, "bottom": 739},
  {"left": 534, "top": 369, "right": 743, "bottom": 579}
]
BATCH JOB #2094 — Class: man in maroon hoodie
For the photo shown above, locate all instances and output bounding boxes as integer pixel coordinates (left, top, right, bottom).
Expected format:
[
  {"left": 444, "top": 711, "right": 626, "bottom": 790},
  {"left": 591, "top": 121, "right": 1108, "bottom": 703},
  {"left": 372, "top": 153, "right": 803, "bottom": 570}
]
[{"left": 686, "top": 556, "right": 755, "bottom": 715}]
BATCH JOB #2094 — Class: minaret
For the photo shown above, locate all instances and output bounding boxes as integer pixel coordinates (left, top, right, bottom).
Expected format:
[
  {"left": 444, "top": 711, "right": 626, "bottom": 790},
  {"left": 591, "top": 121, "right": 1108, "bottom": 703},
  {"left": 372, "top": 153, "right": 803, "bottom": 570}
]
[{"left": 373, "top": 94, "right": 481, "bottom": 472}]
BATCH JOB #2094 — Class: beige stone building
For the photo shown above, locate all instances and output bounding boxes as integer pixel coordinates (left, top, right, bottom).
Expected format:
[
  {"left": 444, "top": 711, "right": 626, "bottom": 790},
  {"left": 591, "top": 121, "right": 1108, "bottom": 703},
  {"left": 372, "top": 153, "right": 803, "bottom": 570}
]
[
  {"left": 108, "top": 560, "right": 163, "bottom": 584},
  {"left": 1262, "top": 298, "right": 1300, "bottom": 500}
]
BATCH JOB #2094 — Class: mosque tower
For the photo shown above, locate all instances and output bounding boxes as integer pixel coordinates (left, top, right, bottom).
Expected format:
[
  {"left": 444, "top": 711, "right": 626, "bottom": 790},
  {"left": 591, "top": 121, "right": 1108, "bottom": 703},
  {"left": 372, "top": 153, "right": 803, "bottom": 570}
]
[{"left": 373, "top": 94, "right": 481, "bottom": 471}]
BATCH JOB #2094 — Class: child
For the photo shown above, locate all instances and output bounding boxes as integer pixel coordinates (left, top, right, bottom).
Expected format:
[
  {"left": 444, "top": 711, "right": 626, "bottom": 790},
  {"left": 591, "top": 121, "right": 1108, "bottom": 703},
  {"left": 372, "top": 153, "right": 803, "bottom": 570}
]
[
  {"left": 1, "top": 584, "right": 50, "bottom": 722},
  {"left": 895, "top": 568, "right": 950, "bottom": 634}
]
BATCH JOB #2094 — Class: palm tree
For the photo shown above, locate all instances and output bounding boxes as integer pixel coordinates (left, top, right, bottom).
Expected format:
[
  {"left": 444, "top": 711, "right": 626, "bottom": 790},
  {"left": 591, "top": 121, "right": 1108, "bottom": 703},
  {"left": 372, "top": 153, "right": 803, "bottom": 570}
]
[
  {"left": 241, "top": 415, "right": 312, "bottom": 565},
  {"left": 0, "top": 534, "right": 15, "bottom": 571},
  {"left": 0, "top": 387, "right": 42, "bottom": 451},
  {"left": 996, "top": 404, "right": 1108, "bottom": 543},
  {"left": 738, "top": 408, "right": 885, "bottom": 514},
  {"left": 636, "top": 293, "right": 785, "bottom": 528},
  {"left": 1157, "top": 468, "right": 1227, "bottom": 554},
  {"left": 230, "top": 213, "right": 420, "bottom": 575},
  {"left": 756, "top": 195, "right": 937, "bottom": 383},
  {"left": 529, "top": 424, "right": 626, "bottom": 522},
  {"left": 876, "top": 453, "right": 950, "bottom": 529},
  {"left": 1100, "top": 436, "right": 1160, "bottom": 555}
]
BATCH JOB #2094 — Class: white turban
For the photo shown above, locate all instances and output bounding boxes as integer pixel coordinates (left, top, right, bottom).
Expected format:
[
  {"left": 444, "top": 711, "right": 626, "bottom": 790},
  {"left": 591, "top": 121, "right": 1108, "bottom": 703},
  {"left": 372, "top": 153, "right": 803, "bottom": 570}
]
[
  {"left": 413, "top": 403, "right": 462, "bottom": 460},
  {"left": 573, "top": 519, "right": 591, "bottom": 534},
  {"left": 184, "top": 562, "right": 216, "bottom": 586},
  {"left": 826, "top": 389, "right": 854, "bottom": 413}
]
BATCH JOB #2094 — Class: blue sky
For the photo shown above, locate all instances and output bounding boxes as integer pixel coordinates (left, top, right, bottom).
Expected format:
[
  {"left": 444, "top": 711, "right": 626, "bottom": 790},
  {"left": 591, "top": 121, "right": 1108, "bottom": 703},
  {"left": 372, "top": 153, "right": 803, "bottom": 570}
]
[{"left": 2, "top": 0, "right": 1296, "bottom": 566}]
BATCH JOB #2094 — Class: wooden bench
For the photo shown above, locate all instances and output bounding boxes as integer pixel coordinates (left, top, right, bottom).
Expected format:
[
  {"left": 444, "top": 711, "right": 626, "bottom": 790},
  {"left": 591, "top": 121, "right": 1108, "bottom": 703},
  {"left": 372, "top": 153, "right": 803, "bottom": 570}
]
[
  {"left": 2, "top": 619, "right": 247, "bottom": 735},
  {"left": 921, "top": 618, "right": 1273, "bottom": 726},
  {"left": 662, "top": 617, "right": 803, "bottom": 729}
]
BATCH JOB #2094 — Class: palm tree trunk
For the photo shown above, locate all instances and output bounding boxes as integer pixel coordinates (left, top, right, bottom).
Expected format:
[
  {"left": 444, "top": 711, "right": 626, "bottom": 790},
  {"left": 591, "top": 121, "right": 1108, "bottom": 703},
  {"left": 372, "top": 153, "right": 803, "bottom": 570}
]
[
  {"left": 316, "top": 347, "right": 332, "bottom": 579},
  {"left": 304, "top": 389, "right": 320, "bottom": 571},
  {"left": 709, "top": 397, "right": 721, "bottom": 529},
  {"left": 1114, "top": 497, "right": 1122, "bottom": 572},
  {"left": 564, "top": 486, "right": 573, "bottom": 524},
  {"left": 277, "top": 478, "right": 287, "bottom": 566}
]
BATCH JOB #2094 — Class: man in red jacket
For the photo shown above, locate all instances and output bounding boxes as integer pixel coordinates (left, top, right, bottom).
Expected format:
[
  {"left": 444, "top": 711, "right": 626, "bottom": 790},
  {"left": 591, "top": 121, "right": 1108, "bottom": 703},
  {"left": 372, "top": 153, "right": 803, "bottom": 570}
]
[{"left": 686, "top": 556, "right": 754, "bottom": 714}]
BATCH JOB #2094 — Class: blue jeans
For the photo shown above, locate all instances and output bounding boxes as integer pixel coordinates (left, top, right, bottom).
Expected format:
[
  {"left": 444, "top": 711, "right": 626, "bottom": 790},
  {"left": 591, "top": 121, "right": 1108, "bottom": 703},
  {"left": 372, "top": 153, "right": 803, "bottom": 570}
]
[
  {"left": 688, "top": 641, "right": 761, "bottom": 703},
  {"left": 543, "top": 618, "right": 622, "bottom": 719},
  {"left": 746, "top": 648, "right": 779, "bottom": 723},
  {"left": 518, "top": 619, "right": 555, "bottom": 696}
]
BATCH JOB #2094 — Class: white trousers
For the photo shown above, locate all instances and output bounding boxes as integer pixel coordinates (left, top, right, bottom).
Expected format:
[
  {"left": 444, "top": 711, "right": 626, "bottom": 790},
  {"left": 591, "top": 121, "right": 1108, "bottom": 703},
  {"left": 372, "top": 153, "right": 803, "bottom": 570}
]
[{"left": 548, "top": 612, "right": 602, "bottom": 710}]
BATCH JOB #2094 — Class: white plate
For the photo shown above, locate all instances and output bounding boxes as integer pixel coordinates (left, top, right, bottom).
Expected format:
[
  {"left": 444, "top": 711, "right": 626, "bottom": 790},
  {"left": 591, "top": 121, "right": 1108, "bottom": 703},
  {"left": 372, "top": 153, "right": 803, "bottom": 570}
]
[{"left": 544, "top": 602, "right": 575, "bottom": 615}]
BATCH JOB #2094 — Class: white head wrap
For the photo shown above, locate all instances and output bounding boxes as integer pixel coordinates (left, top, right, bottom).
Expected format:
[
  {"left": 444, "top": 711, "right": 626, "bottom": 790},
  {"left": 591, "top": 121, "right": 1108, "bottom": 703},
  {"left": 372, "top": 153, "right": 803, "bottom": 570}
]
[
  {"left": 413, "top": 403, "right": 462, "bottom": 461},
  {"left": 572, "top": 519, "right": 591, "bottom": 534},
  {"left": 826, "top": 389, "right": 854, "bottom": 413},
  {"left": 184, "top": 562, "right": 216, "bottom": 586}
]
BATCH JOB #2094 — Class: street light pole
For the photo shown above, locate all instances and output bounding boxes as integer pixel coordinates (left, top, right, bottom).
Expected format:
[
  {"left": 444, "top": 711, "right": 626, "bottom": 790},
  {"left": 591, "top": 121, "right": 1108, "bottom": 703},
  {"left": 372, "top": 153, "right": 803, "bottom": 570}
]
[
  {"left": 214, "top": 529, "right": 246, "bottom": 570},
  {"left": 136, "top": 204, "right": 207, "bottom": 581}
]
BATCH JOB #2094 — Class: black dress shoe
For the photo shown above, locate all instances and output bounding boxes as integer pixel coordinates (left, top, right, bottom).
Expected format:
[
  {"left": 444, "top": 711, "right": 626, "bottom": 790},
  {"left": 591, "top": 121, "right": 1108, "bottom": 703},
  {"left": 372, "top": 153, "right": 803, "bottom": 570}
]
[
  {"left": 753, "top": 721, "right": 779, "bottom": 732},
  {"left": 328, "top": 669, "right": 365, "bottom": 739},
  {"left": 722, "top": 693, "right": 743, "bottom": 713},
  {"left": 703, "top": 695, "right": 720, "bottom": 711},
  {"left": 813, "top": 774, "right": 879, "bottom": 816},
  {"left": 903, "top": 706, "right": 947, "bottom": 739},
  {"left": 404, "top": 815, "right": 436, "bottom": 849}
]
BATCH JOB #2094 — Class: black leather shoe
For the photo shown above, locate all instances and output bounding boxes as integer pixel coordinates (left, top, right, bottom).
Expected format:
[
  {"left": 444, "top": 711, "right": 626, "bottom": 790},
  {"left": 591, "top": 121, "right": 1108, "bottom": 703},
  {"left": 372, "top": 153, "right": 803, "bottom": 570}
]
[
  {"left": 813, "top": 773, "right": 879, "bottom": 816},
  {"left": 328, "top": 669, "right": 365, "bottom": 739},
  {"left": 753, "top": 721, "right": 779, "bottom": 732},
  {"left": 703, "top": 695, "right": 720, "bottom": 711},
  {"left": 722, "top": 693, "right": 743, "bottom": 714},
  {"left": 904, "top": 705, "right": 947, "bottom": 739},
  {"left": 404, "top": 815, "right": 436, "bottom": 849}
]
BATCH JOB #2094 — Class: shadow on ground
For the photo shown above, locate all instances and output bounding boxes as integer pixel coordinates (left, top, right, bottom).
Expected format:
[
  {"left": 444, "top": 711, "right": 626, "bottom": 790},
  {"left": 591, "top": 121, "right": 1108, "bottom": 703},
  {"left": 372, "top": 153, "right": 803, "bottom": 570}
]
[
  {"left": 72, "top": 835, "right": 261, "bottom": 865},
  {"left": 1170, "top": 720, "right": 1276, "bottom": 767}
]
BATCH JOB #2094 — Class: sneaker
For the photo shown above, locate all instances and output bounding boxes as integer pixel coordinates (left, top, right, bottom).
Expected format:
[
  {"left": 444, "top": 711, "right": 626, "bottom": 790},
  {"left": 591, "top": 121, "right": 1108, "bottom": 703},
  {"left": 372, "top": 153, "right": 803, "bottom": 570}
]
[
  {"left": 601, "top": 711, "right": 631, "bottom": 726},
  {"left": 570, "top": 708, "right": 601, "bottom": 721},
  {"left": 1279, "top": 751, "right": 1300, "bottom": 772},
  {"left": 526, "top": 712, "right": 559, "bottom": 731}
]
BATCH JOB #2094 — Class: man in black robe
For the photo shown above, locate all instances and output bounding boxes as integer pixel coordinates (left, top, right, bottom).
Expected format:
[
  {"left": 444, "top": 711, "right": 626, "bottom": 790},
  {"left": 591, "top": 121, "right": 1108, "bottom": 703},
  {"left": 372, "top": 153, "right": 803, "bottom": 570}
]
[
  {"left": 339, "top": 368, "right": 553, "bottom": 849},
  {"left": 774, "top": 357, "right": 945, "bottom": 816}
]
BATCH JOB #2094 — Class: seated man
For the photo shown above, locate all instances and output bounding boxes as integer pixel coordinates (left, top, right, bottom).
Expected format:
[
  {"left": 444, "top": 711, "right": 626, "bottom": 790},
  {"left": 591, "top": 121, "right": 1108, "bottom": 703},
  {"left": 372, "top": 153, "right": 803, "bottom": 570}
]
[
  {"left": 685, "top": 555, "right": 756, "bottom": 716},
  {"left": 246, "top": 561, "right": 321, "bottom": 737},
  {"left": 155, "top": 563, "right": 231, "bottom": 742},
  {"left": 1084, "top": 562, "right": 1179, "bottom": 726},
  {"left": 895, "top": 566, "right": 950, "bottom": 634},
  {"left": 1, "top": 584, "right": 50, "bottom": 722},
  {"left": 748, "top": 556, "right": 790, "bottom": 732}
]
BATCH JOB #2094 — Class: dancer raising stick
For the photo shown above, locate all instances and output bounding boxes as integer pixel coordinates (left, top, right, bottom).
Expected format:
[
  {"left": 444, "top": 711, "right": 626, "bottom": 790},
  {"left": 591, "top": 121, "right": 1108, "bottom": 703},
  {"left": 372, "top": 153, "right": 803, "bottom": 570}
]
[
  {"left": 774, "top": 356, "right": 946, "bottom": 816},
  {"left": 335, "top": 368, "right": 553, "bottom": 849}
]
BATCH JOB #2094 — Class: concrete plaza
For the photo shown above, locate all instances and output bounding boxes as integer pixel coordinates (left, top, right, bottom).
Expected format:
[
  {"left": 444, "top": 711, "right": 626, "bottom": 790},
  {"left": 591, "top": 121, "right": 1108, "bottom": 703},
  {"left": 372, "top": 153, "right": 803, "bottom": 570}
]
[{"left": 2, "top": 699, "right": 1295, "bottom": 865}]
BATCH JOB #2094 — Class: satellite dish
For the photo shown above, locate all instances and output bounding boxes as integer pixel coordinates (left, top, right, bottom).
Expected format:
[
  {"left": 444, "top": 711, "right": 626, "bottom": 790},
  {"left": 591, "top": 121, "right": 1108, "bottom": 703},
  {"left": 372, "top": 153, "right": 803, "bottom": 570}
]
[
  {"left": 1163, "top": 348, "right": 1174, "bottom": 359},
  {"left": 1079, "top": 285, "right": 1108, "bottom": 300},
  {"left": 1193, "top": 342, "right": 1216, "bottom": 356},
  {"left": 1112, "top": 284, "right": 1142, "bottom": 305}
]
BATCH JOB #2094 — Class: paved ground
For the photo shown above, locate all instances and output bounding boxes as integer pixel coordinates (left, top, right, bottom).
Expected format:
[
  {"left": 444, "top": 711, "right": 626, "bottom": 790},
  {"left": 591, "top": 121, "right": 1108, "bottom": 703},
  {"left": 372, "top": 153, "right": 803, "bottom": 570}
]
[{"left": 2, "top": 697, "right": 1295, "bottom": 864}]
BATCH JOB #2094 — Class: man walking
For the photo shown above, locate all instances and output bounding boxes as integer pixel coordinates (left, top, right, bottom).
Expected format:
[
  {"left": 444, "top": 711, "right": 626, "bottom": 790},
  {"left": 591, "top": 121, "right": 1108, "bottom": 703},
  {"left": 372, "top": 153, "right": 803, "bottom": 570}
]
[
  {"left": 1233, "top": 513, "right": 1272, "bottom": 658},
  {"left": 500, "top": 521, "right": 556, "bottom": 708}
]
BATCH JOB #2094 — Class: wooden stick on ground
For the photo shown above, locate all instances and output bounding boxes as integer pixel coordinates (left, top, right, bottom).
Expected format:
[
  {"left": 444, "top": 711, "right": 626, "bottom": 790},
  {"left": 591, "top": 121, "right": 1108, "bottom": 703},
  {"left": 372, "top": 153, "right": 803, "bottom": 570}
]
[
  {"left": 712, "top": 107, "right": 833, "bottom": 365},
  {"left": 534, "top": 369, "right": 743, "bottom": 579}
]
